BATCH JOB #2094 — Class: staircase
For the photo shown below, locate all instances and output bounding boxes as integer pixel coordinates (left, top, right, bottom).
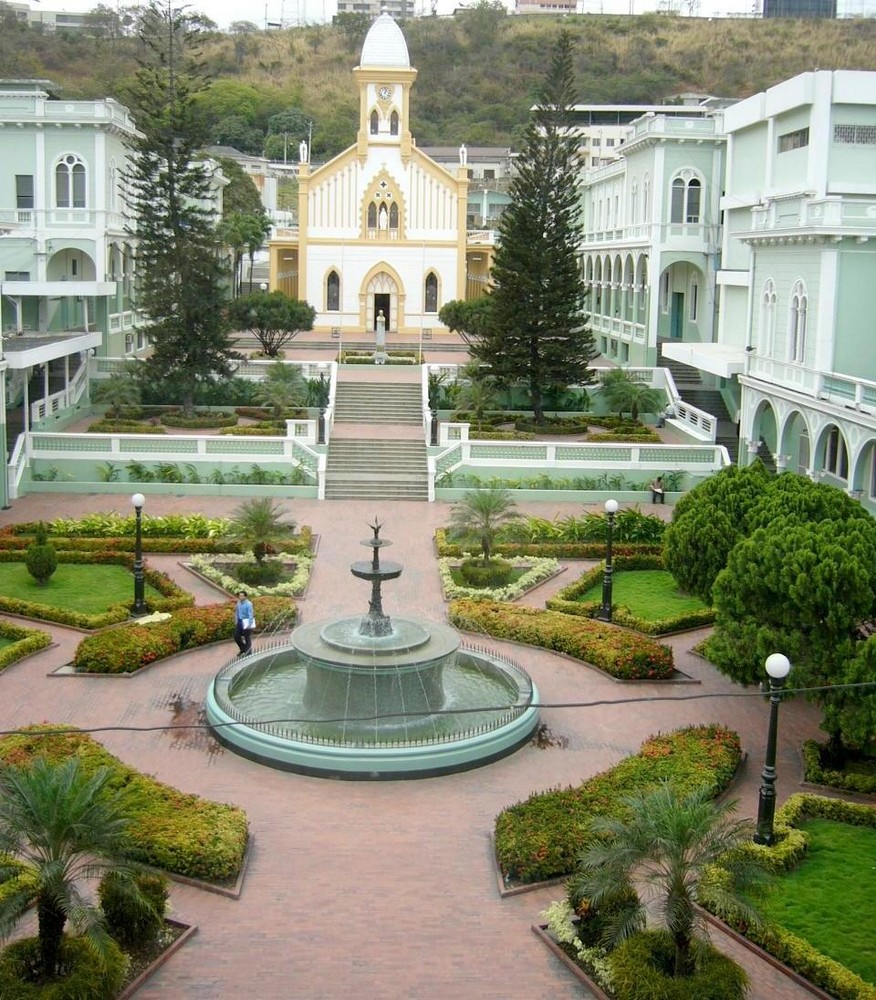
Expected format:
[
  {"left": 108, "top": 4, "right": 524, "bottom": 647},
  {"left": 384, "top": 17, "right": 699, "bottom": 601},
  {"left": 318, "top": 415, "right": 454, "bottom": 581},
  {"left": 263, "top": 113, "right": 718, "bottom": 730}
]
[{"left": 325, "top": 379, "right": 429, "bottom": 500}]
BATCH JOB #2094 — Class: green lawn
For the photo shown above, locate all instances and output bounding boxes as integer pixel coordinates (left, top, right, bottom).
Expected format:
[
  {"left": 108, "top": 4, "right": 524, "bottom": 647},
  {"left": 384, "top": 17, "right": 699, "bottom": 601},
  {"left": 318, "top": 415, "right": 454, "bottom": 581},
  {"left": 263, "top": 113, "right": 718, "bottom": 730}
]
[
  {"left": 761, "top": 819, "right": 876, "bottom": 985},
  {"left": 0, "top": 564, "right": 162, "bottom": 613},
  {"left": 579, "top": 570, "right": 709, "bottom": 621},
  {"left": 0, "top": 638, "right": 14, "bottom": 651}
]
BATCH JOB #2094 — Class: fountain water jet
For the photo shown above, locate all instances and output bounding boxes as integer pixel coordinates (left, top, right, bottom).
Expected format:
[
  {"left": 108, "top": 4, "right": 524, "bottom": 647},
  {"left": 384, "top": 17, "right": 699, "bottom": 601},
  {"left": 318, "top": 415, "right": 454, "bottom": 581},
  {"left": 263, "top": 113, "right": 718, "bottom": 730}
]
[{"left": 206, "top": 520, "right": 540, "bottom": 779}]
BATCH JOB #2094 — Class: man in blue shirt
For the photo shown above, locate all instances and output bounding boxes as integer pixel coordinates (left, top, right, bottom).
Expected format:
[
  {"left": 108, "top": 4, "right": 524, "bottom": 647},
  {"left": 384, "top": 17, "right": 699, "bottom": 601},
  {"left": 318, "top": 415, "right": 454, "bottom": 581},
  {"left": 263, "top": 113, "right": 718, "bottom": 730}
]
[{"left": 234, "top": 591, "right": 255, "bottom": 655}]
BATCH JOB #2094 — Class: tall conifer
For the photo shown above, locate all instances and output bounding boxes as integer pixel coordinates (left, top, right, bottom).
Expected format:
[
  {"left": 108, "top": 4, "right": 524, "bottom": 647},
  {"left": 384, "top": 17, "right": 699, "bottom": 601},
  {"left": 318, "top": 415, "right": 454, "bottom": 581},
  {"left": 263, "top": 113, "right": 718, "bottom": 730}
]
[
  {"left": 124, "top": 1, "right": 235, "bottom": 415},
  {"left": 474, "top": 31, "right": 596, "bottom": 423}
]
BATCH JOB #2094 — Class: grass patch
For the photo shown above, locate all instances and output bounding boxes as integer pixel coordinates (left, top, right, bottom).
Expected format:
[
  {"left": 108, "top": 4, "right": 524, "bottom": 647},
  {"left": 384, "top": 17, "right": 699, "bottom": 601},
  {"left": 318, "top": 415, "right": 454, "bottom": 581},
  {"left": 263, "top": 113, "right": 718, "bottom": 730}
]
[
  {"left": 577, "top": 570, "right": 709, "bottom": 622},
  {"left": 761, "top": 819, "right": 876, "bottom": 985},
  {"left": 0, "top": 620, "right": 53, "bottom": 671},
  {"left": 0, "top": 564, "right": 163, "bottom": 614},
  {"left": 448, "top": 566, "right": 528, "bottom": 587}
]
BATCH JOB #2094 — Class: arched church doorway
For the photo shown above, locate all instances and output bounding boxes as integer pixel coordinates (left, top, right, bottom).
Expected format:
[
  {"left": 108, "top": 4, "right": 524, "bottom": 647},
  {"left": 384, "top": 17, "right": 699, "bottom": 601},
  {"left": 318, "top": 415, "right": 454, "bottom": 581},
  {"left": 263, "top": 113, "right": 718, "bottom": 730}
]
[
  {"left": 363, "top": 270, "right": 400, "bottom": 331},
  {"left": 374, "top": 293, "right": 390, "bottom": 330}
]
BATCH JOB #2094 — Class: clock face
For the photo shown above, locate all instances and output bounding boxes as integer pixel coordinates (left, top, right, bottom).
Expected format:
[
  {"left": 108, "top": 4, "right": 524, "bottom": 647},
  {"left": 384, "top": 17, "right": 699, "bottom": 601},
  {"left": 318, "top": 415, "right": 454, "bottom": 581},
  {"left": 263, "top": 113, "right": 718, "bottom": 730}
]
[{"left": 378, "top": 86, "right": 393, "bottom": 100}]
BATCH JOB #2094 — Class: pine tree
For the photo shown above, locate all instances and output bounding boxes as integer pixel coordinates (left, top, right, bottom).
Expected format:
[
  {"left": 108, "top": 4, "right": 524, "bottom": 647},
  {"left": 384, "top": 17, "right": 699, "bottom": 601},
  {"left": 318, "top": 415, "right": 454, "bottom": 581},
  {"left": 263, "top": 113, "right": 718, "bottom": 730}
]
[
  {"left": 123, "top": 1, "right": 236, "bottom": 416},
  {"left": 473, "top": 31, "right": 596, "bottom": 424}
]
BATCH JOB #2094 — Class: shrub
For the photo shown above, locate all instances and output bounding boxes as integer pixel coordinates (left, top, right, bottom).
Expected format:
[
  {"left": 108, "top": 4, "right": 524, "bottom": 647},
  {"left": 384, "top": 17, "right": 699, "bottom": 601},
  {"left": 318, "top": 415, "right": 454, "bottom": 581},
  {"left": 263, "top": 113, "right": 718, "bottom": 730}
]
[
  {"left": 495, "top": 725, "right": 741, "bottom": 884},
  {"left": 609, "top": 930, "right": 748, "bottom": 1000},
  {"left": 801, "top": 739, "right": 876, "bottom": 795},
  {"left": 234, "top": 559, "right": 285, "bottom": 586},
  {"left": 434, "top": 527, "right": 662, "bottom": 561},
  {"left": 87, "top": 420, "right": 166, "bottom": 434},
  {"left": 0, "top": 934, "right": 128, "bottom": 1000},
  {"left": 0, "top": 620, "right": 52, "bottom": 671},
  {"left": 99, "top": 870, "right": 169, "bottom": 949},
  {"left": 160, "top": 410, "right": 237, "bottom": 428},
  {"left": 72, "top": 595, "right": 294, "bottom": 673},
  {"left": 24, "top": 523, "right": 57, "bottom": 586},
  {"left": 449, "top": 599, "right": 674, "bottom": 680},
  {"left": 0, "top": 728, "right": 248, "bottom": 882},
  {"left": 458, "top": 558, "right": 514, "bottom": 588}
]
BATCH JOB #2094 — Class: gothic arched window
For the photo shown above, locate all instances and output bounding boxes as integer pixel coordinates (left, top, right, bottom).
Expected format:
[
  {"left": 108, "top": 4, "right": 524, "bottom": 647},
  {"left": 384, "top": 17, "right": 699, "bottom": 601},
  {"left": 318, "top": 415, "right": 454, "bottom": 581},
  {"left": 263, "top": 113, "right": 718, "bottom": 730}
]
[
  {"left": 327, "top": 271, "right": 340, "bottom": 311},
  {"left": 424, "top": 272, "right": 438, "bottom": 313},
  {"left": 390, "top": 110, "right": 399, "bottom": 136},
  {"left": 367, "top": 203, "right": 377, "bottom": 228},
  {"left": 370, "top": 110, "right": 379, "bottom": 135},
  {"left": 789, "top": 279, "right": 808, "bottom": 363},
  {"left": 389, "top": 202, "right": 399, "bottom": 229},
  {"left": 56, "top": 154, "right": 86, "bottom": 208}
]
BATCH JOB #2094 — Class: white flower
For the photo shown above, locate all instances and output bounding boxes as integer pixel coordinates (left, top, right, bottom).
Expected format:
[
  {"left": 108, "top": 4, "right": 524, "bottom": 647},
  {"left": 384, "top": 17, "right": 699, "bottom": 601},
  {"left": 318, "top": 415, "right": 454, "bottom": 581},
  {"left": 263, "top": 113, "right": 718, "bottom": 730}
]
[
  {"left": 438, "top": 556, "right": 559, "bottom": 602},
  {"left": 187, "top": 552, "right": 313, "bottom": 598}
]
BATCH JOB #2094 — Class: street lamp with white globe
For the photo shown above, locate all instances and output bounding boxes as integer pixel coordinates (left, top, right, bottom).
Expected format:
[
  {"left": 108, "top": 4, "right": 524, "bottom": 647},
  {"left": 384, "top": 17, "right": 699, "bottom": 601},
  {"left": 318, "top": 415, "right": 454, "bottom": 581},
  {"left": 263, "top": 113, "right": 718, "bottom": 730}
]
[
  {"left": 754, "top": 652, "right": 792, "bottom": 846},
  {"left": 131, "top": 492, "right": 147, "bottom": 617},
  {"left": 597, "top": 499, "right": 619, "bottom": 622}
]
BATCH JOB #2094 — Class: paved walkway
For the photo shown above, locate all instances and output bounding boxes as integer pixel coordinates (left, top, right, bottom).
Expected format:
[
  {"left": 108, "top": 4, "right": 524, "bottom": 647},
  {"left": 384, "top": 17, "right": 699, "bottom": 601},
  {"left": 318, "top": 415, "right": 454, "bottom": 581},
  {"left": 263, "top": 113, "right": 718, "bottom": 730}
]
[{"left": 0, "top": 492, "right": 826, "bottom": 999}]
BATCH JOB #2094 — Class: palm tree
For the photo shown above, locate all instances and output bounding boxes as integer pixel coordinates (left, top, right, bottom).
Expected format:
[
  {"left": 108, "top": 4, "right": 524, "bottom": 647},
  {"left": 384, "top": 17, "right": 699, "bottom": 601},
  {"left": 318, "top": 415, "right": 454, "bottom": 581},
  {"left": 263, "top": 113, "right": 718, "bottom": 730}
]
[
  {"left": 566, "top": 783, "right": 764, "bottom": 978},
  {"left": 448, "top": 488, "right": 520, "bottom": 564},
  {"left": 0, "top": 756, "right": 150, "bottom": 979},
  {"left": 227, "top": 497, "right": 295, "bottom": 562},
  {"left": 599, "top": 368, "right": 665, "bottom": 422},
  {"left": 255, "top": 361, "right": 307, "bottom": 418},
  {"left": 91, "top": 370, "right": 141, "bottom": 419}
]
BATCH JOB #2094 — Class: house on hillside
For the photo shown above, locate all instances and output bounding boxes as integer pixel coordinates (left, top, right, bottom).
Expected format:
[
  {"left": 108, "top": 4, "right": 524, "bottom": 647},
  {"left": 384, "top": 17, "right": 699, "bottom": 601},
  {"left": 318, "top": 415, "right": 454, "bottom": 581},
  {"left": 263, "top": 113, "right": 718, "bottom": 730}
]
[{"left": 267, "top": 13, "right": 491, "bottom": 336}]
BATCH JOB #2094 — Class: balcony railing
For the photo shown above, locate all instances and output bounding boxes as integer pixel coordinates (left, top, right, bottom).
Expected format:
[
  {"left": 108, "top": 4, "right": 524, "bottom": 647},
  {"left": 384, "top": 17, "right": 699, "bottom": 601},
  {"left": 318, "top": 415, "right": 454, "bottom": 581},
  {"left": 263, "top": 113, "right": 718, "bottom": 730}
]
[{"left": 748, "top": 356, "right": 876, "bottom": 414}]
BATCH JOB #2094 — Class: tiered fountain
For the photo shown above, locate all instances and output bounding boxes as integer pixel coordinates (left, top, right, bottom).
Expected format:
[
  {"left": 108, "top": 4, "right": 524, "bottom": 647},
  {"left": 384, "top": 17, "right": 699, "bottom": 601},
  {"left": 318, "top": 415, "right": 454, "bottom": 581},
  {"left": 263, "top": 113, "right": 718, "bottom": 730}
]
[{"left": 206, "top": 520, "right": 539, "bottom": 779}]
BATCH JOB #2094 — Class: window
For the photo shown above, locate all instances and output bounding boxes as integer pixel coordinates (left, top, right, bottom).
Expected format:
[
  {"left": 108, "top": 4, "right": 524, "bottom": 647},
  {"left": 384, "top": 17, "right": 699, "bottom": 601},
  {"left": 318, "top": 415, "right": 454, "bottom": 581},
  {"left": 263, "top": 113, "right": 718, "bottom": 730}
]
[
  {"left": 4, "top": 271, "right": 30, "bottom": 281},
  {"left": 789, "top": 280, "right": 807, "bottom": 363},
  {"left": 15, "top": 175, "right": 34, "bottom": 209},
  {"left": 389, "top": 202, "right": 399, "bottom": 229},
  {"left": 424, "top": 272, "right": 438, "bottom": 313},
  {"left": 671, "top": 175, "right": 701, "bottom": 224},
  {"left": 370, "top": 110, "right": 378, "bottom": 135},
  {"left": 689, "top": 282, "right": 699, "bottom": 321},
  {"left": 824, "top": 426, "right": 848, "bottom": 480},
  {"left": 778, "top": 127, "right": 809, "bottom": 153},
  {"left": 600, "top": 337, "right": 608, "bottom": 354},
  {"left": 834, "top": 124, "right": 876, "bottom": 145},
  {"left": 483, "top": 169, "right": 495, "bottom": 180},
  {"left": 390, "top": 111, "right": 399, "bottom": 136},
  {"left": 592, "top": 137, "right": 601, "bottom": 147},
  {"left": 125, "top": 333, "right": 134, "bottom": 354},
  {"left": 660, "top": 271, "right": 670, "bottom": 313},
  {"left": 760, "top": 279, "right": 776, "bottom": 353},
  {"left": 367, "top": 203, "right": 377, "bottom": 228},
  {"left": 327, "top": 271, "right": 340, "bottom": 311},
  {"left": 643, "top": 175, "right": 650, "bottom": 221},
  {"left": 606, "top": 138, "right": 615, "bottom": 147},
  {"left": 621, "top": 343, "right": 630, "bottom": 362},
  {"left": 55, "top": 154, "right": 86, "bottom": 208}
]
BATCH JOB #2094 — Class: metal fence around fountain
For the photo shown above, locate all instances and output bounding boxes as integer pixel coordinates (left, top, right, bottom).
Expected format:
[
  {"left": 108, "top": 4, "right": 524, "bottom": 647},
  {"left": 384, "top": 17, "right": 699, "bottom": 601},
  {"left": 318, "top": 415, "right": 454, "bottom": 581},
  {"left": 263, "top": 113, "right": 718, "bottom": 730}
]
[{"left": 210, "top": 637, "right": 534, "bottom": 749}]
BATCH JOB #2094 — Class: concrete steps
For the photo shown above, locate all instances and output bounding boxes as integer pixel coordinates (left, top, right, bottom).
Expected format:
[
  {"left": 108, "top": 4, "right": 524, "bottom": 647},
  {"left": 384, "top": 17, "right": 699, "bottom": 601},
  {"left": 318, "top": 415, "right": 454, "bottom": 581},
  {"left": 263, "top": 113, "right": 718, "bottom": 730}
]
[
  {"left": 325, "top": 438, "right": 429, "bottom": 500},
  {"left": 333, "top": 381, "right": 422, "bottom": 425}
]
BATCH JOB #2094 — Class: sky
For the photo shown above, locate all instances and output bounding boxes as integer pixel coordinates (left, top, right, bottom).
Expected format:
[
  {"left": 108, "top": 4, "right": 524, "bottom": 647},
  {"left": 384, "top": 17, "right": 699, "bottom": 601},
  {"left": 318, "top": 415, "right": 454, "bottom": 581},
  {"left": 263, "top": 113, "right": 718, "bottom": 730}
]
[{"left": 36, "top": 0, "right": 771, "bottom": 32}]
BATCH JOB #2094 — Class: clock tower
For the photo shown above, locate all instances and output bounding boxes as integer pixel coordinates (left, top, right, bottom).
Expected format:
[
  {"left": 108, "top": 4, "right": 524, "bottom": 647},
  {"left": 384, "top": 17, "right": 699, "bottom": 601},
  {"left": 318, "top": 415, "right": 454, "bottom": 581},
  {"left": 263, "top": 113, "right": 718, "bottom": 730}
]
[{"left": 352, "top": 14, "right": 417, "bottom": 160}]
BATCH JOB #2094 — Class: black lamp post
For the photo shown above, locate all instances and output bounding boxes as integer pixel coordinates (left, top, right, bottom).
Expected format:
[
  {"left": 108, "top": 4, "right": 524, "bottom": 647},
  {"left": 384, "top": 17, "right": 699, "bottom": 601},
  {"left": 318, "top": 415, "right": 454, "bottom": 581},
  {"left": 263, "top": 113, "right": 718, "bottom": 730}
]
[
  {"left": 754, "top": 652, "right": 791, "bottom": 846},
  {"left": 597, "top": 498, "right": 619, "bottom": 622},
  {"left": 131, "top": 492, "right": 147, "bottom": 617}
]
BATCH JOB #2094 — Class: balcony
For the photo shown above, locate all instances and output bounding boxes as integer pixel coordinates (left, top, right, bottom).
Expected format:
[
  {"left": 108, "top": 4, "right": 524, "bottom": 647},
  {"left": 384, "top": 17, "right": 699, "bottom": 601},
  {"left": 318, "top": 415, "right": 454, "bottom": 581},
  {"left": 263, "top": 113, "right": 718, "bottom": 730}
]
[
  {"left": 747, "top": 356, "right": 876, "bottom": 416},
  {"left": 747, "top": 197, "right": 876, "bottom": 237}
]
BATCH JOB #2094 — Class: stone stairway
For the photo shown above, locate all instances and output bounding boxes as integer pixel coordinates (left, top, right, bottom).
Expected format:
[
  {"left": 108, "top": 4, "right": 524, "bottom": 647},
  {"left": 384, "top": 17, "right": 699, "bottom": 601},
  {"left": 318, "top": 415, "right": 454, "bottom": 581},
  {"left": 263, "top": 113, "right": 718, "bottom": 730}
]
[{"left": 325, "top": 379, "right": 429, "bottom": 500}]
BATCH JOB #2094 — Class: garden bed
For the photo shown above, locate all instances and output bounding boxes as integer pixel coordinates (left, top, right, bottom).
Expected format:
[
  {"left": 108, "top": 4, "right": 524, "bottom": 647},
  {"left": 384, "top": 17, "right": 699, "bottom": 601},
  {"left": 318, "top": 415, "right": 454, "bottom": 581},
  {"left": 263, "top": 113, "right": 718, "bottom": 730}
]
[
  {"left": 185, "top": 552, "right": 314, "bottom": 598},
  {"left": 0, "top": 620, "right": 53, "bottom": 671},
  {"left": 801, "top": 739, "right": 876, "bottom": 796},
  {"left": 438, "top": 556, "right": 560, "bottom": 601},
  {"left": 117, "top": 919, "right": 197, "bottom": 1000}
]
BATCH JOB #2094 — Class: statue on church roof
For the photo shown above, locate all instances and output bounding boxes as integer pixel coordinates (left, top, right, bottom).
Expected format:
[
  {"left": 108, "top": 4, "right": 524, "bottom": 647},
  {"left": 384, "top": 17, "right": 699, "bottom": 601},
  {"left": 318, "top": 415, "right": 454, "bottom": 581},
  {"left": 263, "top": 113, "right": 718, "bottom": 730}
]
[
  {"left": 299, "top": 140, "right": 309, "bottom": 164},
  {"left": 459, "top": 143, "right": 468, "bottom": 166}
]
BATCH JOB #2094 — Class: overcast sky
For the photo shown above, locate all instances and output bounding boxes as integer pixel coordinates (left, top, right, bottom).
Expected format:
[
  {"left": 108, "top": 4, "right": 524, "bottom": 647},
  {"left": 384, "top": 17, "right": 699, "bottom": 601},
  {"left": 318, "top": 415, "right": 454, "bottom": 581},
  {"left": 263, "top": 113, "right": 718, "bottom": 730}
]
[{"left": 43, "top": 0, "right": 763, "bottom": 32}]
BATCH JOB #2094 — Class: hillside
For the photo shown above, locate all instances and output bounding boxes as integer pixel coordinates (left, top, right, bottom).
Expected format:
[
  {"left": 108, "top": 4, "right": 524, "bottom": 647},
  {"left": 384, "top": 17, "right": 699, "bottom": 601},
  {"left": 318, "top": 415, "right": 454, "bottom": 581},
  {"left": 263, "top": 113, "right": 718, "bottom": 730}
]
[{"left": 1, "top": 8, "right": 874, "bottom": 157}]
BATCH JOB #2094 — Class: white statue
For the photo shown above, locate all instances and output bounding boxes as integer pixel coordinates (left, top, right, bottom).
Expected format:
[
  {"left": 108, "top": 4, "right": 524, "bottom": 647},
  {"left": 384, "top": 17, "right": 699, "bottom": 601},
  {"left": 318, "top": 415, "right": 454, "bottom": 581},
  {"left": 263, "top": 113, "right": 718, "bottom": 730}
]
[
  {"left": 459, "top": 143, "right": 468, "bottom": 166},
  {"left": 375, "top": 309, "right": 387, "bottom": 362},
  {"left": 299, "top": 139, "right": 308, "bottom": 164}
]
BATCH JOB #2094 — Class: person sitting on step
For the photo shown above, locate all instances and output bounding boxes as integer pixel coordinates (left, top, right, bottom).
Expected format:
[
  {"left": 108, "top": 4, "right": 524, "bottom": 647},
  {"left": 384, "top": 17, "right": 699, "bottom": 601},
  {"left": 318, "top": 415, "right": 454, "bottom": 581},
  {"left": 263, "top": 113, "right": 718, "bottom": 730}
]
[{"left": 649, "top": 476, "right": 665, "bottom": 504}]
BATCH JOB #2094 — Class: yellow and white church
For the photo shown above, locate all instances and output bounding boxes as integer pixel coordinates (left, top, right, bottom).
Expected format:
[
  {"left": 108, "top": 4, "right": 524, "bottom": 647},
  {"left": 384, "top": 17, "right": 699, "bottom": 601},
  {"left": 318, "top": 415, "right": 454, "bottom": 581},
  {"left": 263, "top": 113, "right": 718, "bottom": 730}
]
[{"left": 268, "top": 13, "right": 488, "bottom": 336}]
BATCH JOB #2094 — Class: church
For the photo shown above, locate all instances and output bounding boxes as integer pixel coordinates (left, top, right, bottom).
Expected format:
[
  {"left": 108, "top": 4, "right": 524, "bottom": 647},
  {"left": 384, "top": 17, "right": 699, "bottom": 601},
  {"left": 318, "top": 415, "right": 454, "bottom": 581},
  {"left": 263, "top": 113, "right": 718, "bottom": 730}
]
[{"left": 267, "top": 13, "right": 483, "bottom": 336}]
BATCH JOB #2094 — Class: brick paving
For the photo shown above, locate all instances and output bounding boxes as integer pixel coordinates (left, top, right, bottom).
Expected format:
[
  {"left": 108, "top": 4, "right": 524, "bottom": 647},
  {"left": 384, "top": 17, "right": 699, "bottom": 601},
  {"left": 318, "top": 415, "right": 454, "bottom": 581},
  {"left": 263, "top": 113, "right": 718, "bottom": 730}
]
[{"left": 0, "top": 491, "right": 827, "bottom": 999}]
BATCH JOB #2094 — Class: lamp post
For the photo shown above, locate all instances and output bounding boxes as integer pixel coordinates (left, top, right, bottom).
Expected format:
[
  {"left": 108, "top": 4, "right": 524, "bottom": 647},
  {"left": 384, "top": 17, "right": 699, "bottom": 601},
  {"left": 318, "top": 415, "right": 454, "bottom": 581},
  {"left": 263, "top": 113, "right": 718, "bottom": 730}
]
[
  {"left": 754, "top": 652, "right": 792, "bottom": 846},
  {"left": 597, "top": 499, "right": 619, "bottom": 622},
  {"left": 260, "top": 282, "right": 268, "bottom": 294},
  {"left": 131, "top": 492, "right": 147, "bottom": 617}
]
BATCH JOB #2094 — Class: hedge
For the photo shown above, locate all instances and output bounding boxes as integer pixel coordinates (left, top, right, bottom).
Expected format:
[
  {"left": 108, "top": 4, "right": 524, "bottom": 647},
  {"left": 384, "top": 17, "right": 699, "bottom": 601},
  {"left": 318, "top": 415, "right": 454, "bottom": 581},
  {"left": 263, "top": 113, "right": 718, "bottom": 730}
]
[
  {"left": 0, "top": 934, "right": 129, "bottom": 1000},
  {"left": 707, "top": 794, "right": 876, "bottom": 1000},
  {"left": 0, "top": 727, "right": 248, "bottom": 882},
  {"left": 160, "top": 411, "right": 237, "bottom": 428},
  {"left": 801, "top": 739, "right": 876, "bottom": 795},
  {"left": 0, "top": 620, "right": 52, "bottom": 672},
  {"left": 0, "top": 552, "right": 193, "bottom": 629},
  {"left": 546, "top": 556, "right": 716, "bottom": 636},
  {"left": 87, "top": 420, "right": 167, "bottom": 434},
  {"left": 448, "top": 599, "right": 674, "bottom": 680},
  {"left": 435, "top": 528, "right": 662, "bottom": 561},
  {"left": 495, "top": 724, "right": 742, "bottom": 884},
  {"left": 72, "top": 595, "right": 294, "bottom": 673}
]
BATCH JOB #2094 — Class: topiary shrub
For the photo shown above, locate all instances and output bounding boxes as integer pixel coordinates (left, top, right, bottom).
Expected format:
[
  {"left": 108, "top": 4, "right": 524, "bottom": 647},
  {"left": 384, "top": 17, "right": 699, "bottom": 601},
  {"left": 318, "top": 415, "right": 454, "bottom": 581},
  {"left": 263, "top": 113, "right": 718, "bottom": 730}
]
[
  {"left": 234, "top": 559, "right": 285, "bottom": 587},
  {"left": 609, "top": 930, "right": 748, "bottom": 1000},
  {"left": 0, "top": 934, "right": 128, "bottom": 1000},
  {"left": 458, "top": 558, "right": 514, "bottom": 588},
  {"left": 99, "top": 870, "right": 169, "bottom": 949},
  {"left": 24, "top": 523, "right": 57, "bottom": 586}
]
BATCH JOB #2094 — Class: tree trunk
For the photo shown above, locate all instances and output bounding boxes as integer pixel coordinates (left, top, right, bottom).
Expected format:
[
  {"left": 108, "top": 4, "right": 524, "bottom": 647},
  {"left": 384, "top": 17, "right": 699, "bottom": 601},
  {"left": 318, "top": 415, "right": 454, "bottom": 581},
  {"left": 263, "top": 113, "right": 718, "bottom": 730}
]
[
  {"left": 531, "top": 384, "right": 544, "bottom": 425},
  {"left": 37, "top": 897, "right": 66, "bottom": 977},
  {"left": 672, "top": 929, "right": 694, "bottom": 978}
]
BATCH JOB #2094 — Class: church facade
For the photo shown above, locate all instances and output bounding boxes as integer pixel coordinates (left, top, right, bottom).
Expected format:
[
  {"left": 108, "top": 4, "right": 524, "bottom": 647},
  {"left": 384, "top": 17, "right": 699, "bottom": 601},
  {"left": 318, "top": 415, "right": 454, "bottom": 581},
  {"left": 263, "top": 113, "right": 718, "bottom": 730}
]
[{"left": 268, "top": 14, "right": 481, "bottom": 336}]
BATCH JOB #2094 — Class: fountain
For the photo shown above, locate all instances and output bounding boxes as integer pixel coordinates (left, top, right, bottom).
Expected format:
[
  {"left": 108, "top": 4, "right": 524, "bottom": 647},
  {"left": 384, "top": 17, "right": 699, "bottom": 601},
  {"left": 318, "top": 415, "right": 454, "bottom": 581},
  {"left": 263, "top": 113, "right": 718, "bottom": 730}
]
[{"left": 206, "top": 520, "right": 540, "bottom": 779}]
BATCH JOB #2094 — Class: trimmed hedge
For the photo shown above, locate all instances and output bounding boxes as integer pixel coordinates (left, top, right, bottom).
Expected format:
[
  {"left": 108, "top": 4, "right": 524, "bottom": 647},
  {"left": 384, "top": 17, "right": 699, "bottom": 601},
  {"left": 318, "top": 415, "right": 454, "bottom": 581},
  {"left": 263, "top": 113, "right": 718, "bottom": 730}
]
[
  {"left": 448, "top": 599, "right": 674, "bottom": 680},
  {"left": 0, "top": 727, "right": 248, "bottom": 882},
  {"left": 435, "top": 527, "right": 662, "bottom": 560},
  {"left": 495, "top": 725, "right": 742, "bottom": 884},
  {"left": 72, "top": 595, "right": 294, "bottom": 673},
  {"left": 0, "top": 552, "right": 193, "bottom": 629},
  {"left": 546, "top": 557, "right": 716, "bottom": 636},
  {"left": 708, "top": 794, "right": 876, "bottom": 1000},
  {"left": 0, "top": 934, "right": 128, "bottom": 1000},
  {"left": 160, "top": 411, "right": 237, "bottom": 428},
  {"left": 87, "top": 420, "right": 167, "bottom": 434},
  {"left": 801, "top": 739, "right": 876, "bottom": 795},
  {"left": 0, "top": 620, "right": 52, "bottom": 671}
]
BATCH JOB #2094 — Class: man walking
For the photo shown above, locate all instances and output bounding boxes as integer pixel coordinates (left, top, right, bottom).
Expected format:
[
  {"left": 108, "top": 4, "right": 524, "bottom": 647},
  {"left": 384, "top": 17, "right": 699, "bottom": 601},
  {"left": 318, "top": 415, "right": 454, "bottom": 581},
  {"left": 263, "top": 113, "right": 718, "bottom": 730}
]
[{"left": 234, "top": 591, "right": 255, "bottom": 655}]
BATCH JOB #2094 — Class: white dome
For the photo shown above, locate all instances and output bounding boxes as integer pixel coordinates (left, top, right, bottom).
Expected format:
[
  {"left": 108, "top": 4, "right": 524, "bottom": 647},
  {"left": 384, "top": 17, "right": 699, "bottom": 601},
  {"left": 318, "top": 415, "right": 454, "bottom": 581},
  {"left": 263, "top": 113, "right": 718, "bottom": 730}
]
[{"left": 359, "top": 13, "right": 410, "bottom": 69}]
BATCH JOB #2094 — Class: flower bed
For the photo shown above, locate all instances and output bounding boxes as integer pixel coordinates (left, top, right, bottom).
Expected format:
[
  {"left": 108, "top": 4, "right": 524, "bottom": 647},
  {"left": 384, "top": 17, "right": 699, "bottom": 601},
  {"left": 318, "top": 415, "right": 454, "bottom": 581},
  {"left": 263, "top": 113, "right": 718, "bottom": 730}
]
[
  {"left": 0, "top": 552, "right": 192, "bottom": 629},
  {"left": 160, "top": 411, "right": 237, "bottom": 428},
  {"left": 187, "top": 552, "right": 313, "bottom": 598},
  {"left": 0, "top": 727, "right": 248, "bottom": 882},
  {"left": 0, "top": 620, "right": 52, "bottom": 671},
  {"left": 801, "top": 739, "right": 876, "bottom": 795},
  {"left": 495, "top": 725, "right": 741, "bottom": 885},
  {"left": 435, "top": 527, "right": 661, "bottom": 560},
  {"left": 438, "top": 556, "right": 559, "bottom": 601},
  {"left": 448, "top": 599, "right": 674, "bottom": 680},
  {"left": 72, "top": 595, "right": 294, "bottom": 673},
  {"left": 546, "top": 556, "right": 716, "bottom": 635},
  {"left": 703, "top": 794, "right": 876, "bottom": 1000}
]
